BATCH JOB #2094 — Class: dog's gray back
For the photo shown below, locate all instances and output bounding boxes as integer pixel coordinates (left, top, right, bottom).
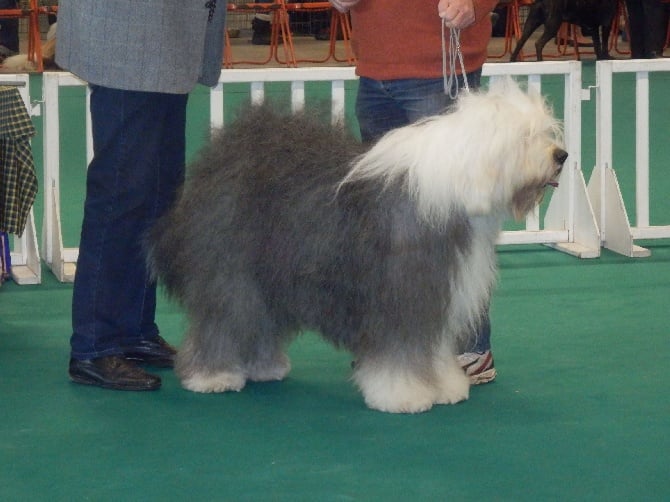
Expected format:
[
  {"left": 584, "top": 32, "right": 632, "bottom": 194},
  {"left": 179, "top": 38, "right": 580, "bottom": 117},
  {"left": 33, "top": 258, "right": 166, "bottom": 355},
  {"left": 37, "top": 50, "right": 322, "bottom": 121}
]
[
  {"left": 148, "top": 106, "right": 364, "bottom": 308},
  {"left": 148, "top": 106, "right": 477, "bottom": 352}
]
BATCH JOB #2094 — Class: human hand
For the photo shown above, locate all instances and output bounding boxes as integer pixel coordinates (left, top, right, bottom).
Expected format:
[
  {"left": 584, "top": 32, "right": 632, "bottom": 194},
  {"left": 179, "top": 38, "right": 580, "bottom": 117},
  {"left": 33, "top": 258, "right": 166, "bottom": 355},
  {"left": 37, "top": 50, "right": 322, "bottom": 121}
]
[
  {"left": 437, "top": 0, "right": 476, "bottom": 29},
  {"left": 329, "top": 0, "right": 361, "bottom": 13}
]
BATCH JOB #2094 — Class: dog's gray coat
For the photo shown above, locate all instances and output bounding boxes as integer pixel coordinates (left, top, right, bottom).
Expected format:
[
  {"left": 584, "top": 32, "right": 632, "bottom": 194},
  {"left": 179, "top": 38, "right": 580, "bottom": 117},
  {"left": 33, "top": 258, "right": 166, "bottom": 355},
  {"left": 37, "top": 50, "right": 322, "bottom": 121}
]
[
  {"left": 148, "top": 82, "right": 566, "bottom": 413},
  {"left": 150, "top": 107, "right": 477, "bottom": 385}
]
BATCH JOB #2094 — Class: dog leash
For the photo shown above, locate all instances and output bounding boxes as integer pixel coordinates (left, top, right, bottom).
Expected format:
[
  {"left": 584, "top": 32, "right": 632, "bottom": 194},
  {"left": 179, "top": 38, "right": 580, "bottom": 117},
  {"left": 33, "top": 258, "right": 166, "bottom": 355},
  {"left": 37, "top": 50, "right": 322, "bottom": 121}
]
[{"left": 441, "top": 21, "right": 469, "bottom": 98}]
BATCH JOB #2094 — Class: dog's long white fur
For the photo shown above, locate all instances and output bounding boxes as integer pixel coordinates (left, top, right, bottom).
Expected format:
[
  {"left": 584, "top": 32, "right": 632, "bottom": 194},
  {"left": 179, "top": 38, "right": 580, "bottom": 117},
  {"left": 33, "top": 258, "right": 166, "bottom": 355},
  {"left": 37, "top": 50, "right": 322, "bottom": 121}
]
[{"left": 340, "top": 78, "right": 562, "bottom": 223}]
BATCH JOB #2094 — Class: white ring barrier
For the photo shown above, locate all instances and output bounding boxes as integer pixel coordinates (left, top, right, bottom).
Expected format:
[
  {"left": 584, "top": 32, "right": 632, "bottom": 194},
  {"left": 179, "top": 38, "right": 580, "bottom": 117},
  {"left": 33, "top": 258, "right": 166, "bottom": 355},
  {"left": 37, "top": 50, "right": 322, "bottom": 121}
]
[
  {"left": 589, "top": 58, "right": 670, "bottom": 257},
  {"left": 41, "top": 72, "right": 90, "bottom": 282},
  {"left": 484, "top": 61, "right": 599, "bottom": 257},
  {"left": 42, "top": 62, "right": 599, "bottom": 281}
]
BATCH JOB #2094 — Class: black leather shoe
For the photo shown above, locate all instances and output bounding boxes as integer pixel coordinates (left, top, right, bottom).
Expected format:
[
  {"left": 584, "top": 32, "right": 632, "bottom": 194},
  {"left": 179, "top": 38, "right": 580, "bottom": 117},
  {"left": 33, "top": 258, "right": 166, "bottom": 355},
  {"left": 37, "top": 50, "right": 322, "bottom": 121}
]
[
  {"left": 121, "top": 335, "right": 177, "bottom": 368},
  {"left": 69, "top": 356, "right": 161, "bottom": 391}
]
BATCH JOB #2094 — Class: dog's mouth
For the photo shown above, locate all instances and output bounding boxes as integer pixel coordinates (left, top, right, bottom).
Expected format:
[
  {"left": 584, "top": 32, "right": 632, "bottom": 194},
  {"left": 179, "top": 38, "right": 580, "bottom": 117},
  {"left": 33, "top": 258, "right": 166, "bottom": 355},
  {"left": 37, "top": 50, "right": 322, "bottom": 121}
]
[{"left": 546, "top": 148, "right": 568, "bottom": 188}]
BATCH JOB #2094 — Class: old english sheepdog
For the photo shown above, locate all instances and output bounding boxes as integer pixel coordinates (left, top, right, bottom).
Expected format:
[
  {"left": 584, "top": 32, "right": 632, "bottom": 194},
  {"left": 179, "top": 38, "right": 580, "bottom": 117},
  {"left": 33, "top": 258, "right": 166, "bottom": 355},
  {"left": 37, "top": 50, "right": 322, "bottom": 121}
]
[{"left": 149, "top": 78, "right": 567, "bottom": 413}]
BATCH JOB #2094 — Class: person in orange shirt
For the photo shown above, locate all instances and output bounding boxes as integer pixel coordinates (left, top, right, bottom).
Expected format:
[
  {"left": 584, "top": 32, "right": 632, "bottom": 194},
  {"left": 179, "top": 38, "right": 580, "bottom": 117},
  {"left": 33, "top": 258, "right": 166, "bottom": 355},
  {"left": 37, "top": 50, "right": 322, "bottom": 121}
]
[{"left": 331, "top": 0, "right": 498, "bottom": 383}]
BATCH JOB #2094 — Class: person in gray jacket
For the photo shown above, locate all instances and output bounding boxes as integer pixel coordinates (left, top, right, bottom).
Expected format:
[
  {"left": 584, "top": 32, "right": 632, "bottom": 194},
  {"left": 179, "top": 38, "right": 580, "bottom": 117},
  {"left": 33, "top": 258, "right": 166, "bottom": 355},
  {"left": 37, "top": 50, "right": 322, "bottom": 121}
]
[{"left": 56, "top": 0, "right": 227, "bottom": 391}]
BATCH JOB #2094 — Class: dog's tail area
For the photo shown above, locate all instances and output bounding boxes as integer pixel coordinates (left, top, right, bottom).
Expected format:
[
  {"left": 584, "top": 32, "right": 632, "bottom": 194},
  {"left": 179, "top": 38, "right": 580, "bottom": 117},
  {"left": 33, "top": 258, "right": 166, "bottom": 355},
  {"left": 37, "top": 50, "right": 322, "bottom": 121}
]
[{"left": 144, "top": 205, "right": 188, "bottom": 302}]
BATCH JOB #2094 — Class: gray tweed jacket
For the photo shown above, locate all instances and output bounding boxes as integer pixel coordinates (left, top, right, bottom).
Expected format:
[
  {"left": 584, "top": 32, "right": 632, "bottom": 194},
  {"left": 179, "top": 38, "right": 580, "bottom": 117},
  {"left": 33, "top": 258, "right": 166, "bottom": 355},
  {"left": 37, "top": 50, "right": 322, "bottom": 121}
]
[{"left": 56, "top": 0, "right": 227, "bottom": 94}]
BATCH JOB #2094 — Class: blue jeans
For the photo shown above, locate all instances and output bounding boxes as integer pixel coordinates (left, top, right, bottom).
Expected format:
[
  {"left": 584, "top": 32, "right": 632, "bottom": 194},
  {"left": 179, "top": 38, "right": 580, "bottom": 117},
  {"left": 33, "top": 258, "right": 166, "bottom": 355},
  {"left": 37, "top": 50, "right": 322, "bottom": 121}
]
[
  {"left": 355, "top": 71, "right": 491, "bottom": 353},
  {"left": 70, "top": 86, "right": 188, "bottom": 360},
  {"left": 355, "top": 72, "right": 481, "bottom": 143}
]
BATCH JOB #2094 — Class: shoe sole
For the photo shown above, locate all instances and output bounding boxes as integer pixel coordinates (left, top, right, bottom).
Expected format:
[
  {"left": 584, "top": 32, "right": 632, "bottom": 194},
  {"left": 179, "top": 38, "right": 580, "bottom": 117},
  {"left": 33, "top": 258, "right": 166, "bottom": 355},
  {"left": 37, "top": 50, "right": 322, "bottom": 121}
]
[
  {"left": 69, "top": 374, "right": 161, "bottom": 391},
  {"left": 468, "top": 368, "right": 497, "bottom": 385}
]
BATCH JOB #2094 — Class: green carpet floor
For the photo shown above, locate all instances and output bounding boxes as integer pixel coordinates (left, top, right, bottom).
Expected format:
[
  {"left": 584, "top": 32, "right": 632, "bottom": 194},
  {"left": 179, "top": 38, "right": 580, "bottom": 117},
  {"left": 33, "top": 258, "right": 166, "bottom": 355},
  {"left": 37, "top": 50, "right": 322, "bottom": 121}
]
[{"left": 1, "top": 65, "right": 669, "bottom": 500}]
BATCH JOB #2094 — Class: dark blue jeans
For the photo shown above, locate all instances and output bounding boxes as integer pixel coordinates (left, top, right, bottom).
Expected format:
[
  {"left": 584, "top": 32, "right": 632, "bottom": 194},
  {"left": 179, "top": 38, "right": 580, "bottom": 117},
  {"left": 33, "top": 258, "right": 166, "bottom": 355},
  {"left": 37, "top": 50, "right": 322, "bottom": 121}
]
[
  {"left": 70, "top": 86, "right": 188, "bottom": 360},
  {"left": 355, "top": 71, "right": 491, "bottom": 353},
  {"left": 355, "top": 72, "right": 481, "bottom": 143}
]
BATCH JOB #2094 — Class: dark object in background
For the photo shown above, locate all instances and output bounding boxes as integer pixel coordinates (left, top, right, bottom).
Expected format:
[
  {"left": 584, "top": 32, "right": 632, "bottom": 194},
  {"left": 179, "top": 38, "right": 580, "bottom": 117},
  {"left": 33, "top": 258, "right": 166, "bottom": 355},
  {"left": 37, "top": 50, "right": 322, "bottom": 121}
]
[
  {"left": 510, "top": 0, "right": 616, "bottom": 61},
  {"left": 251, "top": 15, "right": 272, "bottom": 45},
  {"left": 0, "top": 0, "right": 20, "bottom": 53},
  {"left": 624, "top": 0, "right": 667, "bottom": 58},
  {"left": 491, "top": 6, "right": 507, "bottom": 37}
]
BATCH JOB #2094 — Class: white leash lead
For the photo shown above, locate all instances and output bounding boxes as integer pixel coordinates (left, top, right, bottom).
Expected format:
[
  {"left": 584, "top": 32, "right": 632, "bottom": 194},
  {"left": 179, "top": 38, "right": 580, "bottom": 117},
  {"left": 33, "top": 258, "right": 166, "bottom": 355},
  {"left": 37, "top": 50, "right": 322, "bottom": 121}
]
[{"left": 441, "top": 21, "right": 469, "bottom": 98}]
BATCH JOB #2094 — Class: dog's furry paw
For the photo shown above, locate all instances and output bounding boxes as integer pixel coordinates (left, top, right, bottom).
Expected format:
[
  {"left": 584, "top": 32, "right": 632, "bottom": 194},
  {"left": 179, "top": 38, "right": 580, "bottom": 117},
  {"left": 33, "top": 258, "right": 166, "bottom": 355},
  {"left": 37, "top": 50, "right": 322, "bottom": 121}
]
[
  {"left": 246, "top": 354, "right": 291, "bottom": 382},
  {"left": 365, "top": 394, "right": 435, "bottom": 414},
  {"left": 435, "top": 371, "right": 470, "bottom": 405},
  {"left": 434, "top": 354, "right": 470, "bottom": 404},
  {"left": 354, "top": 364, "right": 436, "bottom": 414},
  {"left": 181, "top": 371, "right": 246, "bottom": 393}
]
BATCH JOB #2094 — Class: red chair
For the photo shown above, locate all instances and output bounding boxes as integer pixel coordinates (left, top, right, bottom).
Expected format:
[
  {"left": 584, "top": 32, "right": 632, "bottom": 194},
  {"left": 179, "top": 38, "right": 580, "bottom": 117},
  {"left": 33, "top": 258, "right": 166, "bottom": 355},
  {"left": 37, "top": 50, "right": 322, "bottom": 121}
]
[
  {"left": 37, "top": 0, "right": 57, "bottom": 18},
  {"left": 508, "top": 0, "right": 536, "bottom": 61},
  {"left": 609, "top": 0, "right": 630, "bottom": 56},
  {"left": 279, "top": 2, "right": 355, "bottom": 65},
  {"left": 224, "top": 1, "right": 297, "bottom": 68},
  {"left": 554, "top": 22, "right": 593, "bottom": 60},
  {"left": 489, "top": 0, "right": 521, "bottom": 59}
]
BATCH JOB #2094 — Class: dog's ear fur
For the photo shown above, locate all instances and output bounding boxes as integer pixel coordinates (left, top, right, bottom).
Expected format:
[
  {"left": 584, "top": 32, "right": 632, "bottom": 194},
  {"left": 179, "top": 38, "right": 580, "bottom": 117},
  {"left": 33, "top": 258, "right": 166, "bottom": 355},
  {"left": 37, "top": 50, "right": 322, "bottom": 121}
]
[{"left": 342, "top": 77, "right": 562, "bottom": 223}]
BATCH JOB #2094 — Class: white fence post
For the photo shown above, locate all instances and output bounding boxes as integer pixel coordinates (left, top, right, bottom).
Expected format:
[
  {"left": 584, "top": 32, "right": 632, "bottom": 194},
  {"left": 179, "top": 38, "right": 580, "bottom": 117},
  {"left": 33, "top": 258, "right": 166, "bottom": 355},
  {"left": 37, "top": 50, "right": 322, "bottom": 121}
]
[
  {"left": 42, "top": 72, "right": 87, "bottom": 282},
  {"left": 588, "top": 59, "right": 670, "bottom": 257},
  {"left": 209, "top": 67, "right": 357, "bottom": 125}
]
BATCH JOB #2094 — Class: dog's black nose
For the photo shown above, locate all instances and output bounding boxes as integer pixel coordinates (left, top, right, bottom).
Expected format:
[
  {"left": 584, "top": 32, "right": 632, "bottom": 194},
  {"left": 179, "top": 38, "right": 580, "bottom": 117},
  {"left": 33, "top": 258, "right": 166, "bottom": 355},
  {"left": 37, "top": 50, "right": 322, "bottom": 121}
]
[{"left": 554, "top": 148, "right": 568, "bottom": 165}]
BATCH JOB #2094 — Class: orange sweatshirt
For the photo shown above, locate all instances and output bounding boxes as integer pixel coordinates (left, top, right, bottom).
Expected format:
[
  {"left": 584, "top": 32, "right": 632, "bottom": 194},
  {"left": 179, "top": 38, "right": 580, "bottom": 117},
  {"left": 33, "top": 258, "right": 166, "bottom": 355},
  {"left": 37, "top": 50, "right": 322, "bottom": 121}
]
[{"left": 349, "top": 0, "right": 498, "bottom": 80}]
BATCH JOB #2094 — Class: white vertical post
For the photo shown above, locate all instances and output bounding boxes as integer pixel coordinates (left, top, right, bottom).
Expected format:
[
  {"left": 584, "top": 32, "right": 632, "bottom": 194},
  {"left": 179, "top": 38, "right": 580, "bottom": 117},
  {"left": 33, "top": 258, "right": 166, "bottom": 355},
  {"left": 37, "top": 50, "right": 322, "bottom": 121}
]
[
  {"left": 635, "top": 71, "right": 649, "bottom": 228},
  {"left": 41, "top": 72, "right": 83, "bottom": 281},
  {"left": 526, "top": 74, "right": 542, "bottom": 231},
  {"left": 41, "top": 72, "right": 61, "bottom": 267},
  {"left": 291, "top": 80, "right": 305, "bottom": 113},
  {"left": 250, "top": 81, "right": 264, "bottom": 105},
  {"left": 595, "top": 61, "right": 613, "bottom": 245},
  {"left": 331, "top": 79, "right": 345, "bottom": 124}
]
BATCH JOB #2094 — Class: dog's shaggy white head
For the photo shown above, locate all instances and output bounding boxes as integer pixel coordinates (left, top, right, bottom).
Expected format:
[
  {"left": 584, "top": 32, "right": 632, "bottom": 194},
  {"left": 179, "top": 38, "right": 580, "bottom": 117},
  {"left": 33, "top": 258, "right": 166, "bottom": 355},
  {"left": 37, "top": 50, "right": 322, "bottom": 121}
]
[{"left": 341, "top": 77, "right": 567, "bottom": 224}]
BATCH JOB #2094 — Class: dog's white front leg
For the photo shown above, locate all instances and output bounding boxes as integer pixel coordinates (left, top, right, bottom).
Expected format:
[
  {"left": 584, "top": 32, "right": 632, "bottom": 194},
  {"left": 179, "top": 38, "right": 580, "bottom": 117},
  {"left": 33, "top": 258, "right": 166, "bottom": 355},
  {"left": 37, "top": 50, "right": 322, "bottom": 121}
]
[
  {"left": 433, "top": 342, "right": 470, "bottom": 405},
  {"left": 353, "top": 361, "right": 437, "bottom": 413}
]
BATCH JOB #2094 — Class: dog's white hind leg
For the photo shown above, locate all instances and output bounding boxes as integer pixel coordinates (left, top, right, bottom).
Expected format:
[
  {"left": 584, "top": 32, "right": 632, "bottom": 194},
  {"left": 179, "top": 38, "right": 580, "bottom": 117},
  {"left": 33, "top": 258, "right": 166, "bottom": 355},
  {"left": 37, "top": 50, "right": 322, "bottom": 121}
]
[{"left": 353, "top": 360, "right": 437, "bottom": 413}]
